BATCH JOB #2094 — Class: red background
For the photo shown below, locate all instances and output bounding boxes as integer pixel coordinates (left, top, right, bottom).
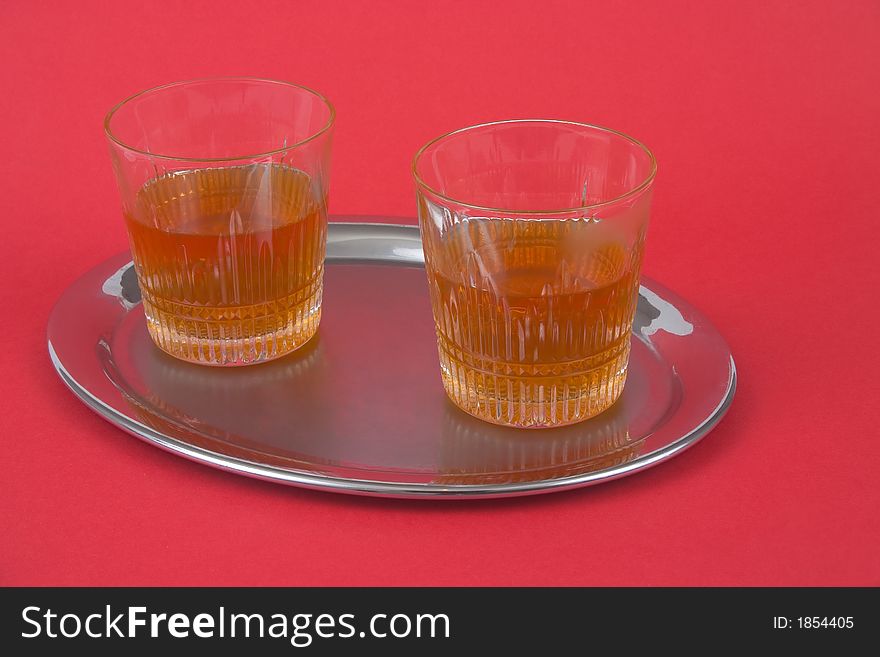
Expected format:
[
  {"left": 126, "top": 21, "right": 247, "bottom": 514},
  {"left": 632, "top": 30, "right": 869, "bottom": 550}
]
[{"left": 1, "top": 0, "right": 878, "bottom": 586}]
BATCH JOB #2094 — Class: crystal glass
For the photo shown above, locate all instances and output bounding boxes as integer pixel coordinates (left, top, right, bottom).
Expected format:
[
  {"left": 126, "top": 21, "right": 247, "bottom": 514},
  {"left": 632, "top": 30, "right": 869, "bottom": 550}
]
[
  {"left": 105, "top": 77, "right": 334, "bottom": 366},
  {"left": 413, "top": 119, "right": 656, "bottom": 427}
]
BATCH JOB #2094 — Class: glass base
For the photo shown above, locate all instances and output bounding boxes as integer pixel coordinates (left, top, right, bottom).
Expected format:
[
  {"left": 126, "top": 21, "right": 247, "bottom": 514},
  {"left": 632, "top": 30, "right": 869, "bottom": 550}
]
[
  {"left": 142, "top": 281, "right": 322, "bottom": 366},
  {"left": 438, "top": 335, "right": 630, "bottom": 428}
]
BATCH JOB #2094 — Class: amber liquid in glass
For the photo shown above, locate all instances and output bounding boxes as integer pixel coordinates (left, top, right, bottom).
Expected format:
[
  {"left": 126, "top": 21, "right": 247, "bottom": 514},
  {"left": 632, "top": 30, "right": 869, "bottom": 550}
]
[
  {"left": 425, "top": 218, "right": 643, "bottom": 427},
  {"left": 125, "top": 164, "right": 326, "bottom": 365}
]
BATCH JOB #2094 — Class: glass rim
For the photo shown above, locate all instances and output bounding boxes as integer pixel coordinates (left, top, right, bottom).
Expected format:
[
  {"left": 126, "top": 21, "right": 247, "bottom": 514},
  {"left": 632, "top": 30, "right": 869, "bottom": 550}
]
[
  {"left": 412, "top": 119, "right": 657, "bottom": 215},
  {"left": 104, "top": 76, "right": 336, "bottom": 163}
]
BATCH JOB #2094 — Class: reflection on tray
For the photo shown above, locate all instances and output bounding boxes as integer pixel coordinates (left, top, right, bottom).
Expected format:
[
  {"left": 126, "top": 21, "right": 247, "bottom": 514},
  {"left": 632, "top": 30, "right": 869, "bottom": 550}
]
[
  {"left": 98, "top": 323, "right": 643, "bottom": 486},
  {"left": 435, "top": 398, "right": 644, "bottom": 485},
  {"left": 98, "top": 336, "right": 334, "bottom": 473}
]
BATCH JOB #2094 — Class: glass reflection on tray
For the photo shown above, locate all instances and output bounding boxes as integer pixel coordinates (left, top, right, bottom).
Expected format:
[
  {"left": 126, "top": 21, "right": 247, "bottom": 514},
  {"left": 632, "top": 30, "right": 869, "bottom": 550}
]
[
  {"left": 97, "top": 313, "right": 646, "bottom": 485},
  {"left": 434, "top": 395, "right": 643, "bottom": 485},
  {"left": 98, "top": 334, "right": 332, "bottom": 472}
]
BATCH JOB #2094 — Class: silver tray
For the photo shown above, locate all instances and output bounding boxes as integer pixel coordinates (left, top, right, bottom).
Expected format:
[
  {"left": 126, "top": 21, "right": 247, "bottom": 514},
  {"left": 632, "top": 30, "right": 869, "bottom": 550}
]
[{"left": 48, "top": 220, "right": 736, "bottom": 499}]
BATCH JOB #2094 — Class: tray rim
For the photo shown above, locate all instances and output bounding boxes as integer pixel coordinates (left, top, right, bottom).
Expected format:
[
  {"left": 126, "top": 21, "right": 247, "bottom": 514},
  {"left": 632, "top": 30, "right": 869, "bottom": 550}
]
[{"left": 47, "top": 220, "right": 737, "bottom": 499}]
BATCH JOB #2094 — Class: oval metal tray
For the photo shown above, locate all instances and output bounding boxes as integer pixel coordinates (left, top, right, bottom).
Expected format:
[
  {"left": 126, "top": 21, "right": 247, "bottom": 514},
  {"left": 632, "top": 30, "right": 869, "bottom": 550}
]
[{"left": 47, "top": 219, "right": 736, "bottom": 498}]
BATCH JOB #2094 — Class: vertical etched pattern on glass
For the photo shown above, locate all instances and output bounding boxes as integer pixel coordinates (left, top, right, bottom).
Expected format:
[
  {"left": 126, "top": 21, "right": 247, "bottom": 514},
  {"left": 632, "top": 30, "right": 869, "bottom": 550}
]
[
  {"left": 125, "top": 164, "right": 326, "bottom": 366},
  {"left": 422, "top": 215, "right": 645, "bottom": 427}
]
